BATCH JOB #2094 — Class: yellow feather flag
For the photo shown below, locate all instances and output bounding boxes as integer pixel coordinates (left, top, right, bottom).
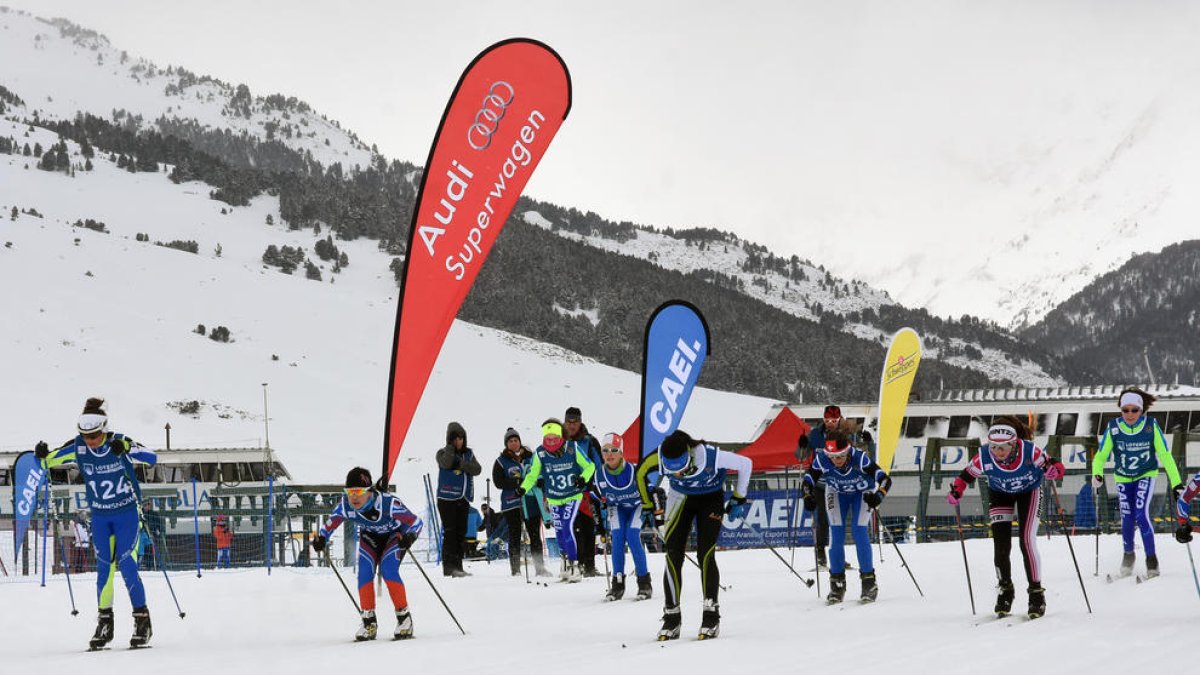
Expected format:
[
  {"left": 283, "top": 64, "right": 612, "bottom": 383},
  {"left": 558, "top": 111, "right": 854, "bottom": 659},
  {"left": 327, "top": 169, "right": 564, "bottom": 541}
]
[{"left": 876, "top": 327, "right": 923, "bottom": 472}]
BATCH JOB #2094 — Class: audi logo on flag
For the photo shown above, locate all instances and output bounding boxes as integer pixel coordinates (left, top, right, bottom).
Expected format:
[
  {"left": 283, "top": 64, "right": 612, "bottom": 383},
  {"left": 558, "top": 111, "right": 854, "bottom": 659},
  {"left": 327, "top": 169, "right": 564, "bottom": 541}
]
[{"left": 467, "top": 81, "right": 515, "bottom": 150}]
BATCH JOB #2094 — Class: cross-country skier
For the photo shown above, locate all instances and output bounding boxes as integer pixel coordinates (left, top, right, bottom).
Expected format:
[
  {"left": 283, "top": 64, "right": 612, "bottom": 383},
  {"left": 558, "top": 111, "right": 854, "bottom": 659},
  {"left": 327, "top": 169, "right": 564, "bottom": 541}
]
[
  {"left": 802, "top": 420, "right": 891, "bottom": 604},
  {"left": 946, "top": 416, "right": 1065, "bottom": 618},
  {"left": 636, "top": 429, "right": 752, "bottom": 641},
  {"left": 593, "top": 432, "right": 652, "bottom": 601},
  {"left": 312, "top": 467, "right": 423, "bottom": 641},
  {"left": 1091, "top": 387, "right": 1182, "bottom": 578},
  {"left": 36, "top": 397, "right": 158, "bottom": 650},
  {"left": 517, "top": 419, "right": 595, "bottom": 582},
  {"left": 491, "top": 427, "right": 550, "bottom": 576}
]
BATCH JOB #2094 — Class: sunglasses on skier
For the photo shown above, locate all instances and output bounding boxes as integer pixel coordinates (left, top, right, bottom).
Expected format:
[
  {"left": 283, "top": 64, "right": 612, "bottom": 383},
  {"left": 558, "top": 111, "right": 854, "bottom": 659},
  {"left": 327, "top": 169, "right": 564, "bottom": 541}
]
[
  {"left": 344, "top": 487, "right": 371, "bottom": 498},
  {"left": 1120, "top": 407, "right": 1141, "bottom": 414}
]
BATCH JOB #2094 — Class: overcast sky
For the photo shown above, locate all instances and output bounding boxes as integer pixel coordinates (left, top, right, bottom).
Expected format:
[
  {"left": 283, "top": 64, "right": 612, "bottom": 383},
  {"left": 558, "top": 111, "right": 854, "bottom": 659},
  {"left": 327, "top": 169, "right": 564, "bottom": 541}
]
[{"left": 6, "top": 0, "right": 1199, "bottom": 307}]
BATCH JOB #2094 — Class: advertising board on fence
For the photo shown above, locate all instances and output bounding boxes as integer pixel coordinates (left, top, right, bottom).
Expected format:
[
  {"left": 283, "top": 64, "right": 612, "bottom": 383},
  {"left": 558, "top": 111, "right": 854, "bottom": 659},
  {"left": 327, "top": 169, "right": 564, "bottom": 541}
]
[{"left": 718, "top": 489, "right": 813, "bottom": 549}]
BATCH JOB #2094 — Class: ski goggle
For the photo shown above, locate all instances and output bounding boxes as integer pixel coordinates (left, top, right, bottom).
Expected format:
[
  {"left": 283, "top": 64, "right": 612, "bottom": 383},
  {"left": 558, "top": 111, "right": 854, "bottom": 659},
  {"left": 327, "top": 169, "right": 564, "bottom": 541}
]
[
  {"left": 602, "top": 446, "right": 623, "bottom": 454},
  {"left": 344, "top": 487, "right": 371, "bottom": 498}
]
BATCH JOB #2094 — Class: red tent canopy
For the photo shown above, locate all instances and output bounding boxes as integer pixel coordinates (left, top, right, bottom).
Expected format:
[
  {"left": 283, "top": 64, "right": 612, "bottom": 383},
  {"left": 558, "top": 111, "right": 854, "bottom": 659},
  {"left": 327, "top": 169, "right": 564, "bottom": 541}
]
[{"left": 737, "top": 407, "right": 810, "bottom": 472}]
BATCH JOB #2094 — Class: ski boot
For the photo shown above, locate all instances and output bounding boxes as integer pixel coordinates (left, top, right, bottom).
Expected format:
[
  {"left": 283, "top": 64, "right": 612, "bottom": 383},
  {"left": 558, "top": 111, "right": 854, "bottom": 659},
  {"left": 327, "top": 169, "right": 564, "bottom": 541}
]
[
  {"left": 567, "top": 561, "right": 583, "bottom": 584},
  {"left": 826, "top": 573, "right": 847, "bottom": 604},
  {"left": 559, "top": 558, "right": 571, "bottom": 582},
  {"left": 635, "top": 573, "right": 653, "bottom": 600},
  {"left": 393, "top": 608, "right": 413, "bottom": 640},
  {"left": 355, "top": 609, "right": 378, "bottom": 641},
  {"left": 698, "top": 599, "right": 720, "bottom": 640},
  {"left": 994, "top": 580, "right": 1015, "bottom": 617},
  {"left": 130, "top": 607, "right": 152, "bottom": 648},
  {"left": 1119, "top": 551, "right": 1135, "bottom": 577},
  {"left": 533, "top": 553, "right": 551, "bottom": 577},
  {"left": 1027, "top": 583, "right": 1046, "bottom": 619},
  {"left": 860, "top": 571, "right": 878, "bottom": 603},
  {"left": 657, "top": 606, "right": 681, "bottom": 641},
  {"left": 88, "top": 608, "right": 115, "bottom": 651},
  {"left": 606, "top": 574, "right": 626, "bottom": 601},
  {"left": 1146, "top": 555, "right": 1160, "bottom": 579}
]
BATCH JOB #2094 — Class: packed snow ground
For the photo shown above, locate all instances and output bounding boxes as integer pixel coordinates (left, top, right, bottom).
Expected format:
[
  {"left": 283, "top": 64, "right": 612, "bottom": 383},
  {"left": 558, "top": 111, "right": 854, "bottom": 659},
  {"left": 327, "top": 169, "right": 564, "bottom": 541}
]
[{"left": 2, "top": 533, "right": 1195, "bottom": 672}]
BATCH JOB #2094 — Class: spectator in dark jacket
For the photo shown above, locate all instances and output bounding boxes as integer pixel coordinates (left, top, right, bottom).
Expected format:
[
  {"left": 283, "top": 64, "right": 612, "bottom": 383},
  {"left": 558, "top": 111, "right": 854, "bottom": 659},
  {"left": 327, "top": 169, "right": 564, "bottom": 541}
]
[
  {"left": 492, "top": 427, "right": 551, "bottom": 576},
  {"left": 436, "top": 422, "right": 481, "bottom": 577}
]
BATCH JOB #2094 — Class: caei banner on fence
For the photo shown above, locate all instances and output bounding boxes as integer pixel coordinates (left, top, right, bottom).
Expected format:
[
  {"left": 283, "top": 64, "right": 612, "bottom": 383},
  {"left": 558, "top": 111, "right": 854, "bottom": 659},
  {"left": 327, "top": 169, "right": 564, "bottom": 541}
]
[
  {"left": 717, "top": 489, "right": 814, "bottom": 548},
  {"left": 639, "top": 301, "right": 711, "bottom": 460},
  {"left": 383, "top": 39, "right": 572, "bottom": 480}
]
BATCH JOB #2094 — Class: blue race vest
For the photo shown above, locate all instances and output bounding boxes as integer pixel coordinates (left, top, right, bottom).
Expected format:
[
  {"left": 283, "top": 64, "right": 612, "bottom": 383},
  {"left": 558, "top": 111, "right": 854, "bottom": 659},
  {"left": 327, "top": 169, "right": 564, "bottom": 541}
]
[
  {"left": 813, "top": 449, "right": 876, "bottom": 494},
  {"left": 536, "top": 446, "right": 586, "bottom": 501},
  {"left": 669, "top": 444, "right": 726, "bottom": 496},
  {"left": 979, "top": 440, "right": 1043, "bottom": 494},
  {"left": 1104, "top": 418, "right": 1161, "bottom": 479},
  {"left": 437, "top": 449, "right": 476, "bottom": 501},
  {"left": 596, "top": 461, "right": 642, "bottom": 508},
  {"left": 496, "top": 453, "right": 525, "bottom": 512}
]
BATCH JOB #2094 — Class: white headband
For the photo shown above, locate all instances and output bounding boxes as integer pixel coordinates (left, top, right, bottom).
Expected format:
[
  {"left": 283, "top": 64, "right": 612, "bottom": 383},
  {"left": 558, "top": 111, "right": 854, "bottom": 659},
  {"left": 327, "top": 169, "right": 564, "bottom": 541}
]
[
  {"left": 77, "top": 413, "right": 107, "bottom": 434},
  {"left": 987, "top": 424, "right": 1018, "bottom": 445},
  {"left": 1119, "top": 392, "right": 1144, "bottom": 410}
]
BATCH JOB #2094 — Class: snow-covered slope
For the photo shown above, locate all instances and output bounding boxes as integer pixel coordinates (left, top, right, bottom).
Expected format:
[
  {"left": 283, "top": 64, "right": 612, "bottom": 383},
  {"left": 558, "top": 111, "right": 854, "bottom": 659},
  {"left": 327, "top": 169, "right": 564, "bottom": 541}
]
[{"left": 0, "top": 8, "right": 373, "bottom": 170}]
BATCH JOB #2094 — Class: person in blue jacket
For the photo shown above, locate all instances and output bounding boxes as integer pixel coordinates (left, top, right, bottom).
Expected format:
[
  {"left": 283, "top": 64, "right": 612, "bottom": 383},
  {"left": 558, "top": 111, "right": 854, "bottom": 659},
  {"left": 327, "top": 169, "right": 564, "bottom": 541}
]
[
  {"left": 803, "top": 420, "right": 892, "bottom": 605},
  {"left": 435, "top": 421, "right": 480, "bottom": 577},
  {"left": 594, "top": 432, "right": 652, "bottom": 601},
  {"left": 37, "top": 397, "right": 158, "bottom": 650},
  {"left": 1091, "top": 387, "right": 1182, "bottom": 578},
  {"left": 517, "top": 419, "right": 595, "bottom": 583},
  {"left": 312, "top": 467, "right": 423, "bottom": 641}
]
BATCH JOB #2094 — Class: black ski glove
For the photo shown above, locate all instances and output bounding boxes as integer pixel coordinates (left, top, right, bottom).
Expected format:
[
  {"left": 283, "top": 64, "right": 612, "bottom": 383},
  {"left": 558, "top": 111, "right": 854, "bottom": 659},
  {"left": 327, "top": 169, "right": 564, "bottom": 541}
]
[
  {"left": 515, "top": 486, "right": 526, "bottom": 497},
  {"left": 863, "top": 491, "right": 883, "bottom": 510},
  {"left": 109, "top": 437, "right": 130, "bottom": 455},
  {"left": 801, "top": 483, "right": 817, "bottom": 511},
  {"left": 573, "top": 475, "right": 587, "bottom": 490},
  {"left": 312, "top": 534, "right": 326, "bottom": 552},
  {"left": 1176, "top": 522, "right": 1193, "bottom": 544},
  {"left": 399, "top": 531, "right": 418, "bottom": 550}
]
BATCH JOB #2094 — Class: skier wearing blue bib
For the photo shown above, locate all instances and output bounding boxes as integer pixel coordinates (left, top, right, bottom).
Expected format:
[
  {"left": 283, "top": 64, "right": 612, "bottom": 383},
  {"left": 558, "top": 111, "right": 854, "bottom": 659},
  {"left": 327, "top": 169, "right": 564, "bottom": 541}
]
[
  {"left": 637, "top": 429, "right": 752, "bottom": 641},
  {"left": 802, "top": 421, "right": 891, "bottom": 604},
  {"left": 947, "top": 415, "right": 1064, "bottom": 618},
  {"left": 312, "top": 467, "right": 423, "bottom": 641},
  {"left": 594, "top": 432, "right": 652, "bottom": 601},
  {"left": 1091, "top": 387, "right": 1182, "bottom": 579},
  {"left": 36, "top": 397, "right": 158, "bottom": 650},
  {"left": 518, "top": 419, "right": 595, "bottom": 582}
]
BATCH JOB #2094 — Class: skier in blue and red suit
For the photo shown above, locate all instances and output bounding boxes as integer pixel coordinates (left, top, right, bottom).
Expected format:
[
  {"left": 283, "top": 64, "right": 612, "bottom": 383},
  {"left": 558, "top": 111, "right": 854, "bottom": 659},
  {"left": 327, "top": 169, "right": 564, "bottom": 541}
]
[{"left": 313, "top": 466, "right": 423, "bottom": 641}]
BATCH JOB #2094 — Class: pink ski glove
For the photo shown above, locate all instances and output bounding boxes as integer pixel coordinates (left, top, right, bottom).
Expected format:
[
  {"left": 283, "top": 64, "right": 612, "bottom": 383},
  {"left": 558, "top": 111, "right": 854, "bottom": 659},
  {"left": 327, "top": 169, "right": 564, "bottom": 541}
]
[
  {"left": 1043, "top": 460, "right": 1065, "bottom": 481},
  {"left": 946, "top": 477, "right": 967, "bottom": 506}
]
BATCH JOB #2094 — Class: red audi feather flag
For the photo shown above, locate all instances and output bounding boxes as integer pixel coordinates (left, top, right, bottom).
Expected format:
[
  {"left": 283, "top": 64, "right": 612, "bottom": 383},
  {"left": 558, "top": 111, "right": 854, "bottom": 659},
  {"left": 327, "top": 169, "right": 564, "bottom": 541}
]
[{"left": 382, "top": 39, "right": 572, "bottom": 480}]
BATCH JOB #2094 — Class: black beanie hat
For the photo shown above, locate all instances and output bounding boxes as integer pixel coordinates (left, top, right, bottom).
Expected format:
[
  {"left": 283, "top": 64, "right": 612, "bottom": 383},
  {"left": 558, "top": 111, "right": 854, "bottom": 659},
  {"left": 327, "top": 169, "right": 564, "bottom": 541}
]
[
  {"left": 345, "top": 466, "right": 373, "bottom": 489},
  {"left": 564, "top": 406, "right": 582, "bottom": 422}
]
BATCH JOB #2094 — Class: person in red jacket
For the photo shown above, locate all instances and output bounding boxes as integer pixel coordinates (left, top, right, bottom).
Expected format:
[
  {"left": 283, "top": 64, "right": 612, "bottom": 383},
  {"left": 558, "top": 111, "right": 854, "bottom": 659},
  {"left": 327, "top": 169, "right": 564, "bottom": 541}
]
[{"left": 213, "top": 515, "right": 233, "bottom": 569}]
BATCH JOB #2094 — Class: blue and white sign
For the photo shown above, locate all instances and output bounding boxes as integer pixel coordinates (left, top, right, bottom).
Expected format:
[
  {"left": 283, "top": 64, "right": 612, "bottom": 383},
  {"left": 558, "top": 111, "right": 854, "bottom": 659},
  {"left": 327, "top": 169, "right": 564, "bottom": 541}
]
[
  {"left": 640, "top": 300, "right": 710, "bottom": 459},
  {"left": 12, "top": 450, "right": 47, "bottom": 560},
  {"left": 718, "top": 489, "right": 814, "bottom": 548}
]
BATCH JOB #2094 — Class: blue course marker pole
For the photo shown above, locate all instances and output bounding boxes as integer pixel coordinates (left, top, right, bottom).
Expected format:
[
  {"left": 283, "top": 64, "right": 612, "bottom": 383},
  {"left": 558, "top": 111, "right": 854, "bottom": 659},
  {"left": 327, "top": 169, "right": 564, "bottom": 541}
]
[
  {"left": 192, "top": 478, "right": 202, "bottom": 577},
  {"left": 267, "top": 475, "right": 274, "bottom": 576},
  {"left": 40, "top": 479, "right": 50, "bottom": 587}
]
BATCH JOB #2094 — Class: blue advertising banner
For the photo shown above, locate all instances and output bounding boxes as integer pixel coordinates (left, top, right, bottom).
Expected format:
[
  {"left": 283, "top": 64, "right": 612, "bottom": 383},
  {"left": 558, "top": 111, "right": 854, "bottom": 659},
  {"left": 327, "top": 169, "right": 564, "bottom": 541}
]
[
  {"left": 639, "top": 301, "right": 710, "bottom": 460},
  {"left": 718, "top": 489, "right": 815, "bottom": 549},
  {"left": 12, "top": 450, "right": 47, "bottom": 561}
]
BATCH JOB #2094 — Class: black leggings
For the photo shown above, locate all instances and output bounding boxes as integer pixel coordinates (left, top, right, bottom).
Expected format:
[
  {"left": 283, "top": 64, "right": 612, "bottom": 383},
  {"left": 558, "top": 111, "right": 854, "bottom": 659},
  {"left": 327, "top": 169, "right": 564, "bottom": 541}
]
[
  {"left": 663, "top": 490, "right": 724, "bottom": 608},
  {"left": 989, "top": 488, "right": 1043, "bottom": 585},
  {"left": 502, "top": 508, "right": 544, "bottom": 565},
  {"left": 437, "top": 498, "right": 468, "bottom": 573}
]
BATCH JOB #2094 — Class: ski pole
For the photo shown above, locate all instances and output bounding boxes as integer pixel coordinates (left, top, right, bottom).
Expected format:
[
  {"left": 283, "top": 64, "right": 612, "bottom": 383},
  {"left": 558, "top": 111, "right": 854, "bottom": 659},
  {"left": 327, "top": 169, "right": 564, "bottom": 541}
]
[
  {"left": 1185, "top": 540, "right": 1200, "bottom": 600},
  {"left": 764, "top": 541, "right": 815, "bottom": 588},
  {"left": 407, "top": 551, "right": 466, "bottom": 635},
  {"left": 57, "top": 527, "right": 79, "bottom": 615},
  {"left": 322, "top": 546, "right": 361, "bottom": 613},
  {"left": 1093, "top": 485, "right": 1100, "bottom": 577},
  {"left": 953, "top": 503, "right": 976, "bottom": 615},
  {"left": 1048, "top": 481, "right": 1092, "bottom": 613},
  {"left": 814, "top": 537, "right": 822, "bottom": 598},
  {"left": 876, "top": 510, "right": 924, "bottom": 597},
  {"left": 147, "top": 530, "right": 187, "bottom": 619}
]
